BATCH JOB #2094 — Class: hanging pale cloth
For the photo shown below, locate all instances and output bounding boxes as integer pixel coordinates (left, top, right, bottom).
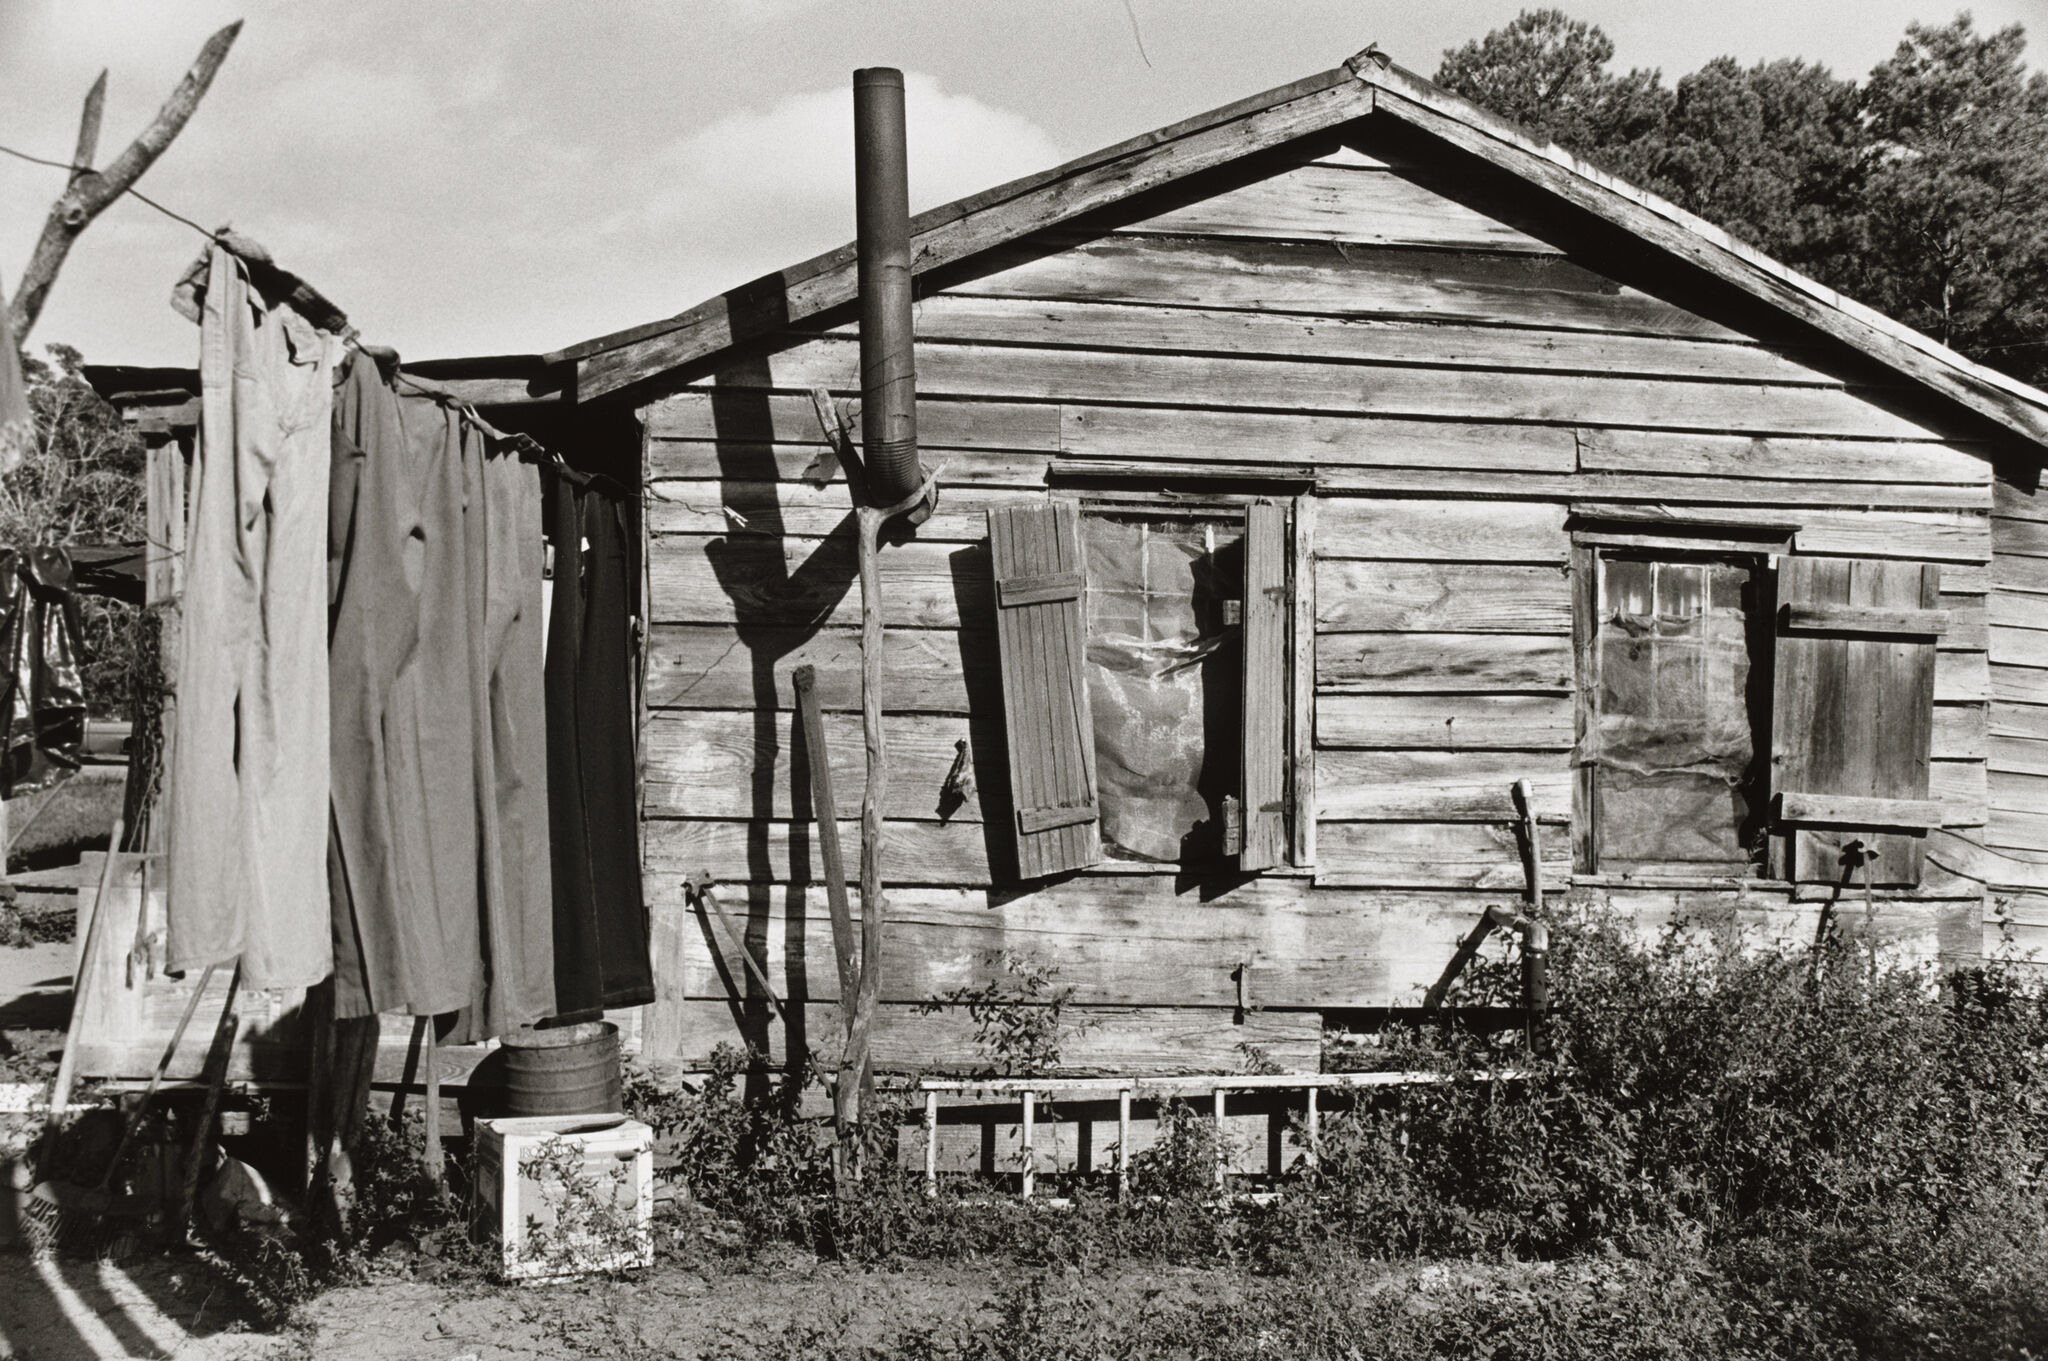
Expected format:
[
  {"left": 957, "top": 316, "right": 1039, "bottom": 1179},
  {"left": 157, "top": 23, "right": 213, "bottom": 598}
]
[{"left": 164, "top": 244, "right": 336, "bottom": 990}]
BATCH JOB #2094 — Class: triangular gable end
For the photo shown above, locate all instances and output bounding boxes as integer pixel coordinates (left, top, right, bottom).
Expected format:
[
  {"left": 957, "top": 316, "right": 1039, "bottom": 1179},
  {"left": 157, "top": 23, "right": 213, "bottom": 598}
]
[{"left": 549, "top": 50, "right": 2048, "bottom": 456}]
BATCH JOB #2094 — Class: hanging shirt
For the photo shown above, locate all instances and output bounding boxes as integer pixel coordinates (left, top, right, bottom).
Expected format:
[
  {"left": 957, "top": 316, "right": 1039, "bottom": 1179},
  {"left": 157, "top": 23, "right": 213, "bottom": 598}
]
[{"left": 165, "top": 244, "right": 335, "bottom": 990}]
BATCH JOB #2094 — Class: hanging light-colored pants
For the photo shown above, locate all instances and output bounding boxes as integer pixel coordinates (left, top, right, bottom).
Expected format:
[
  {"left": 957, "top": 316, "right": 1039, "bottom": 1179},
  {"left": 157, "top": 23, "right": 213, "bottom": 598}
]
[{"left": 165, "top": 245, "right": 334, "bottom": 990}]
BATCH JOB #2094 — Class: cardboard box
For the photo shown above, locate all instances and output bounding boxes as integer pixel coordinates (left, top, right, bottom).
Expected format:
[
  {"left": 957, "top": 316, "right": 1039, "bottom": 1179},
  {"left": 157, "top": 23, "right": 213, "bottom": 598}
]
[{"left": 471, "top": 1114, "right": 653, "bottom": 1280}]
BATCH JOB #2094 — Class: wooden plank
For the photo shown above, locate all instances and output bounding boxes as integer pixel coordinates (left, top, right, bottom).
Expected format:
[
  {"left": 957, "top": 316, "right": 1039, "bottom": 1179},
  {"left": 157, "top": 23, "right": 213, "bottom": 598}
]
[
  {"left": 1337, "top": 467, "right": 1984, "bottom": 509},
  {"left": 645, "top": 623, "right": 982, "bottom": 713},
  {"left": 648, "top": 535, "right": 980, "bottom": 629},
  {"left": 1240, "top": 499, "right": 1290, "bottom": 869},
  {"left": 1778, "top": 792, "right": 1944, "bottom": 829},
  {"left": 1995, "top": 516, "right": 2048, "bottom": 558},
  {"left": 646, "top": 479, "right": 1043, "bottom": 542},
  {"left": 573, "top": 72, "right": 1379, "bottom": 397},
  {"left": 1781, "top": 603, "right": 1952, "bottom": 636},
  {"left": 1993, "top": 626, "right": 2048, "bottom": 669},
  {"left": 1991, "top": 735, "right": 2048, "bottom": 779},
  {"left": 1315, "top": 562, "right": 1571, "bottom": 633},
  {"left": 1988, "top": 808, "right": 2048, "bottom": 855},
  {"left": 1938, "top": 594, "right": 1989, "bottom": 650},
  {"left": 1316, "top": 692, "right": 1573, "bottom": 749},
  {"left": 1990, "top": 591, "right": 2048, "bottom": 630},
  {"left": 638, "top": 999, "right": 1323, "bottom": 1076},
  {"left": 697, "top": 337, "right": 1926, "bottom": 440},
  {"left": 1318, "top": 497, "right": 1566, "bottom": 562},
  {"left": 951, "top": 233, "right": 1749, "bottom": 341},
  {"left": 1771, "top": 557, "right": 1940, "bottom": 883},
  {"left": 1571, "top": 503, "right": 1989, "bottom": 564},
  {"left": 644, "top": 389, "right": 1062, "bottom": 448},
  {"left": 1934, "top": 703, "right": 1985, "bottom": 761},
  {"left": 651, "top": 879, "right": 1511, "bottom": 1009},
  {"left": 1113, "top": 161, "right": 1561, "bottom": 253},
  {"left": 1989, "top": 768, "right": 2048, "bottom": 817},
  {"left": 642, "top": 710, "right": 986, "bottom": 822},
  {"left": 1577, "top": 427, "right": 1989, "bottom": 486},
  {"left": 1941, "top": 651, "right": 1992, "bottom": 703},
  {"left": 1318, "top": 632, "right": 1573, "bottom": 692},
  {"left": 1062, "top": 404, "right": 1577, "bottom": 471},
  {"left": 1316, "top": 751, "right": 1572, "bottom": 822},
  {"left": 1292, "top": 496, "right": 1318, "bottom": 867},
  {"left": 822, "top": 295, "right": 1830, "bottom": 384},
  {"left": 1993, "top": 663, "right": 2048, "bottom": 707},
  {"left": 1316, "top": 820, "right": 1571, "bottom": 889},
  {"left": 1995, "top": 479, "right": 2048, "bottom": 522},
  {"left": 647, "top": 440, "right": 1052, "bottom": 486},
  {"left": 1992, "top": 701, "right": 2048, "bottom": 742},
  {"left": 644, "top": 816, "right": 994, "bottom": 886},
  {"left": 988, "top": 501, "right": 1100, "bottom": 877}
]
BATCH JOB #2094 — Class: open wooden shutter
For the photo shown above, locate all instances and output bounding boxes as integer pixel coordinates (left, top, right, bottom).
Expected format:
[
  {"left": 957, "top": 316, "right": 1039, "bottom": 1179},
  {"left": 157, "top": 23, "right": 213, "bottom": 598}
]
[
  {"left": 989, "top": 500, "right": 1101, "bottom": 879},
  {"left": 1770, "top": 555, "right": 1946, "bottom": 885},
  {"left": 1239, "top": 498, "right": 1289, "bottom": 871}
]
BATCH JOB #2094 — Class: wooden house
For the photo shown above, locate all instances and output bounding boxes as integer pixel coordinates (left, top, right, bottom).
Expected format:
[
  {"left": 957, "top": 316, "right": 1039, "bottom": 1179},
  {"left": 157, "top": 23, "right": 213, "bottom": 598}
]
[{"left": 93, "top": 52, "right": 2048, "bottom": 1085}]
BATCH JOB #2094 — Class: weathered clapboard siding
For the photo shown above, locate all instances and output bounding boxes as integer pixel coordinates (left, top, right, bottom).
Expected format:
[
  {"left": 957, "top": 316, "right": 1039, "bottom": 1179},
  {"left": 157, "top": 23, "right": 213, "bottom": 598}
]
[
  {"left": 695, "top": 337, "right": 1930, "bottom": 440},
  {"left": 1317, "top": 633, "right": 1573, "bottom": 693},
  {"left": 817, "top": 297, "right": 1827, "bottom": 382},
  {"left": 642, "top": 711, "right": 985, "bottom": 822},
  {"left": 953, "top": 233, "right": 1751, "bottom": 340},
  {"left": 641, "top": 999, "right": 1323, "bottom": 1076},
  {"left": 652, "top": 881, "right": 1514, "bottom": 1009},
  {"left": 1987, "top": 489, "right": 2048, "bottom": 919},
  {"left": 1112, "top": 160, "right": 1564, "bottom": 253},
  {"left": 1316, "top": 693, "right": 1574, "bottom": 749},
  {"left": 649, "top": 534, "right": 979, "bottom": 629},
  {"left": 646, "top": 623, "right": 981, "bottom": 713},
  {"left": 628, "top": 112, "right": 2025, "bottom": 1070}
]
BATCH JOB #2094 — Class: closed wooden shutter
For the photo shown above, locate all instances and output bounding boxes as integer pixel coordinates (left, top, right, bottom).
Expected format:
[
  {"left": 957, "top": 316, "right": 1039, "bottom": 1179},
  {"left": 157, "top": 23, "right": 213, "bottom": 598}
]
[
  {"left": 1240, "top": 498, "right": 1289, "bottom": 871},
  {"left": 1771, "top": 555, "right": 1946, "bottom": 885},
  {"left": 989, "top": 500, "right": 1101, "bottom": 879}
]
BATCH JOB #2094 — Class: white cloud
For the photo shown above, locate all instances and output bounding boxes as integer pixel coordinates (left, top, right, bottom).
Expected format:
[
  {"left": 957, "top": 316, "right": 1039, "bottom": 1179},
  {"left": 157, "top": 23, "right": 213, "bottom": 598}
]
[{"left": 622, "top": 71, "right": 1063, "bottom": 290}]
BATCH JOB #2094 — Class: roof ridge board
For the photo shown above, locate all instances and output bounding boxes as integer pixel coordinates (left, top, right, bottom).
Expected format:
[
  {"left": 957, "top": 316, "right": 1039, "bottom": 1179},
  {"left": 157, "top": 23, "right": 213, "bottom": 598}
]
[
  {"left": 545, "top": 65, "right": 1361, "bottom": 369},
  {"left": 1358, "top": 60, "right": 2048, "bottom": 437}
]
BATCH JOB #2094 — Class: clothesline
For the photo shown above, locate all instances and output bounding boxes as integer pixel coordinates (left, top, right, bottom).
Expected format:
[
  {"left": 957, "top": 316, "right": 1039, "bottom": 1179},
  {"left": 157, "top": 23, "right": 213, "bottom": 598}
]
[{"left": 2, "top": 137, "right": 574, "bottom": 472}]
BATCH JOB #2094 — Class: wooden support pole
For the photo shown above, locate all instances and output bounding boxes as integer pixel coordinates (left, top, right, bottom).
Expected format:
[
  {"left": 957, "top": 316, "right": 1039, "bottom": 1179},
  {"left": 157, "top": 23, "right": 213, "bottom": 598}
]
[
  {"left": 840, "top": 505, "right": 890, "bottom": 1138},
  {"left": 423, "top": 1026, "right": 444, "bottom": 1184},
  {"left": 390, "top": 1014, "right": 426, "bottom": 1130},
  {"left": 1305, "top": 1087, "right": 1320, "bottom": 1172},
  {"left": 793, "top": 665, "right": 859, "bottom": 1003},
  {"left": 1022, "top": 1091, "right": 1037, "bottom": 1197},
  {"left": 1213, "top": 1086, "right": 1228, "bottom": 1192},
  {"left": 923, "top": 1090, "right": 938, "bottom": 1197},
  {"left": 1117, "top": 1088, "right": 1131, "bottom": 1200}
]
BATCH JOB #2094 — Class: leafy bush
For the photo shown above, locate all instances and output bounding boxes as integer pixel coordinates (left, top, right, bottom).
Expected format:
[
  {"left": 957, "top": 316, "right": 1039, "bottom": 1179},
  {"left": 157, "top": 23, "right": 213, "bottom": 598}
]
[{"left": 636, "top": 905, "right": 2048, "bottom": 1355}]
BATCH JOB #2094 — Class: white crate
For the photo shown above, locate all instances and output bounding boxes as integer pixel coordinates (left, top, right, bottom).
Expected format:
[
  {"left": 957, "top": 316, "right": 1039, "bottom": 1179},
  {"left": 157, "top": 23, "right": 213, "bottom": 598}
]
[{"left": 470, "top": 1114, "right": 654, "bottom": 1280}]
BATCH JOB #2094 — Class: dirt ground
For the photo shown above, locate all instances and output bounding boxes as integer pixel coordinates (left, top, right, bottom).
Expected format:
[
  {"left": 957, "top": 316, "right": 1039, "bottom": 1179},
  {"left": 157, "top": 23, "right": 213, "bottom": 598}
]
[{"left": 0, "top": 1246, "right": 1285, "bottom": 1360}]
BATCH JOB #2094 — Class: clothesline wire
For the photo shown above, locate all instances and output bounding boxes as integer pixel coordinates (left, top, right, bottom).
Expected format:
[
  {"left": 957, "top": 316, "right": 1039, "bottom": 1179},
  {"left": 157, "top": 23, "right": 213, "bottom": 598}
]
[
  {"left": 0, "top": 141, "right": 220, "bottom": 241},
  {"left": 2, "top": 137, "right": 587, "bottom": 473}
]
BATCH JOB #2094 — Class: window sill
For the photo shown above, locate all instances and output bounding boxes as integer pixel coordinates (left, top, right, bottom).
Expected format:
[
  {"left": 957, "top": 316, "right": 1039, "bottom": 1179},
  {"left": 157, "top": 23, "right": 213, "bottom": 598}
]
[{"left": 1571, "top": 872, "right": 1791, "bottom": 892}]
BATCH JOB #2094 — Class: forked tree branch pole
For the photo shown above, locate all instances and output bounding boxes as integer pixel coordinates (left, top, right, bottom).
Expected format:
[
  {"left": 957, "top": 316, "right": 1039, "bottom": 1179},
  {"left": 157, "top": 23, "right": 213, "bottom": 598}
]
[{"left": 9, "top": 21, "right": 241, "bottom": 342}]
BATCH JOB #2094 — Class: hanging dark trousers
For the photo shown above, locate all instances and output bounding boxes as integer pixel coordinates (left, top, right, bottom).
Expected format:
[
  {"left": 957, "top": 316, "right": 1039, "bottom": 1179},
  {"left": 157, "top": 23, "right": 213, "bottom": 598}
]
[{"left": 546, "top": 469, "right": 653, "bottom": 1021}]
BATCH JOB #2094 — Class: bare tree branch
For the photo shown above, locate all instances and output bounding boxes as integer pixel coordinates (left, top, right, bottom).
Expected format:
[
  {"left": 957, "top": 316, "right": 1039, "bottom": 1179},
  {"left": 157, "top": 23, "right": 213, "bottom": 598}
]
[
  {"left": 71, "top": 70, "right": 107, "bottom": 182},
  {"left": 9, "top": 22, "right": 241, "bottom": 342}
]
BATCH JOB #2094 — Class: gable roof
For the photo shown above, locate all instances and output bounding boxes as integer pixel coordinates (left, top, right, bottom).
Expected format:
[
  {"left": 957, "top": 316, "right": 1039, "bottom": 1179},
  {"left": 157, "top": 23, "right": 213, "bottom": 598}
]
[{"left": 547, "top": 50, "right": 2048, "bottom": 452}]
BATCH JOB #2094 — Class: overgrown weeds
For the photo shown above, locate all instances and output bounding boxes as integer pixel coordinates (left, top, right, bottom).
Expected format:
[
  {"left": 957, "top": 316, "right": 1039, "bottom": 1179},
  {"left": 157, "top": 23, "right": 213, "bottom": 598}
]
[{"left": 624, "top": 909, "right": 2048, "bottom": 1356}]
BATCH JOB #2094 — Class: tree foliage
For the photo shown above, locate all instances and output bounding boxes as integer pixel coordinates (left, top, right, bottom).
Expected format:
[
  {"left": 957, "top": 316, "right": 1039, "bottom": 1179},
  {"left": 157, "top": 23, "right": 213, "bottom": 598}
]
[
  {"left": 1436, "top": 11, "right": 2048, "bottom": 387},
  {"left": 7, "top": 342, "right": 146, "bottom": 714}
]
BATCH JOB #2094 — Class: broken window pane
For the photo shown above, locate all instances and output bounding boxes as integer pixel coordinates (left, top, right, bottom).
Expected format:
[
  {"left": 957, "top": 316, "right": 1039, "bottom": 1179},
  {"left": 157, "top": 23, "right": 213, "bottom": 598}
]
[
  {"left": 1587, "top": 555, "right": 1764, "bottom": 868},
  {"left": 1082, "top": 513, "right": 1241, "bottom": 865}
]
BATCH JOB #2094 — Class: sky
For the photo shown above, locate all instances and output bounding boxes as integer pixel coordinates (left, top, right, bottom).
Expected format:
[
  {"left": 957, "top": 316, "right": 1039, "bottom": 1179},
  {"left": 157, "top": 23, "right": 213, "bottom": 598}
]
[{"left": 2, "top": 0, "right": 2044, "bottom": 368}]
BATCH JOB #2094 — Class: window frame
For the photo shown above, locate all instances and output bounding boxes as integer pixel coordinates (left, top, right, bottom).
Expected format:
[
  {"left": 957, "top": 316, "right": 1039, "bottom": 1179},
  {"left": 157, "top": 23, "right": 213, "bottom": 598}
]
[
  {"left": 1569, "top": 526, "right": 1786, "bottom": 882},
  {"left": 1012, "top": 474, "right": 1315, "bottom": 875}
]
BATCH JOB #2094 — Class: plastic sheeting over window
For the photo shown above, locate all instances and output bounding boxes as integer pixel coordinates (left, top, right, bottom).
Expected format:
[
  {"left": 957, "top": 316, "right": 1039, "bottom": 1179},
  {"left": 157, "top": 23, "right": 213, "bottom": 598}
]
[
  {"left": 1587, "top": 556, "right": 1762, "bottom": 868},
  {"left": 1082, "top": 513, "right": 1240, "bottom": 865}
]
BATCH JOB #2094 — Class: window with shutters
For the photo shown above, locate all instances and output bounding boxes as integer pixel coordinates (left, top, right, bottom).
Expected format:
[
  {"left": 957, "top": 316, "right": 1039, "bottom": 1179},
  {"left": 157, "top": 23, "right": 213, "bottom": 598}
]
[
  {"left": 1576, "top": 550, "right": 1775, "bottom": 876},
  {"left": 987, "top": 494, "right": 1299, "bottom": 881},
  {"left": 1574, "top": 538, "right": 1947, "bottom": 887}
]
